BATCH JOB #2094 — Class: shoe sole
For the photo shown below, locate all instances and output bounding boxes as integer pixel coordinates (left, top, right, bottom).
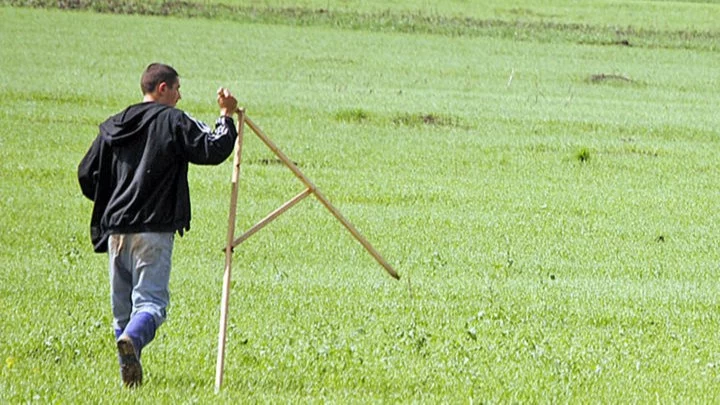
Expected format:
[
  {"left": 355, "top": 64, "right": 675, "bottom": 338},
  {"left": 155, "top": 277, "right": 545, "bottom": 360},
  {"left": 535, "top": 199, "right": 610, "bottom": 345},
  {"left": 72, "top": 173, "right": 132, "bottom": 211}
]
[{"left": 117, "top": 338, "right": 143, "bottom": 388}]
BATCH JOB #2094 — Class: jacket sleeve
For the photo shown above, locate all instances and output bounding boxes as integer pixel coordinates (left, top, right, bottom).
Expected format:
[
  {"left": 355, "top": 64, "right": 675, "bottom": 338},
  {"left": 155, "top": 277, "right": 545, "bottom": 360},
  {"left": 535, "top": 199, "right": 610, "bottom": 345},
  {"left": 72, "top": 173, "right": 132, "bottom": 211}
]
[
  {"left": 78, "top": 136, "right": 102, "bottom": 201},
  {"left": 177, "top": 113, "right": 238, "bottom": 165}
]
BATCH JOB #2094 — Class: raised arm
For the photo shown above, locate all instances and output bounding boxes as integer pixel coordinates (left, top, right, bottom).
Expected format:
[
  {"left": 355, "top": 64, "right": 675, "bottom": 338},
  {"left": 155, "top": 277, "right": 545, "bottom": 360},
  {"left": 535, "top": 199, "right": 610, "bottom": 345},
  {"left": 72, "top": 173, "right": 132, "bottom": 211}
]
[{"left": 178, "top": 88, "right": 240, "bottom": 165}]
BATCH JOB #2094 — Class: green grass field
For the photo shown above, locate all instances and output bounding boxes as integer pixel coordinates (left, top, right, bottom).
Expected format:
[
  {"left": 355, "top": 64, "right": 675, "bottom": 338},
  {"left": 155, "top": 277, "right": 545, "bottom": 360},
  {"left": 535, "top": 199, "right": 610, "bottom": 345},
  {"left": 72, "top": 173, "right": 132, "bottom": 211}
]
[{"left": 2, "top": 0, "right": 720, "bottom": 402}]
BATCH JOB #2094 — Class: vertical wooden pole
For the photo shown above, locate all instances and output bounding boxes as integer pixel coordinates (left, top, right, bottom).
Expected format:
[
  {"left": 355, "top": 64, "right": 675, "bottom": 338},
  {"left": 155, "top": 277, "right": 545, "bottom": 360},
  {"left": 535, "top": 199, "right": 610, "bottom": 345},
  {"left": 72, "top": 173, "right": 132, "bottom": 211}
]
[{"left": 215, "top": 109, "right": 245, "bottom": 392}]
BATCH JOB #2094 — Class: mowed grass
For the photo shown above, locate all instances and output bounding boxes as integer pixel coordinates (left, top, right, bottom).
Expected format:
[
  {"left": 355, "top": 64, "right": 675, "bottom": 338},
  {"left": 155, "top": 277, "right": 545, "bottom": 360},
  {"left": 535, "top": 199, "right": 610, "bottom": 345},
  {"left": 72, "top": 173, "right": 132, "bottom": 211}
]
[
  {"left": 205, "top": 0, "right": 720, "bottom": 32},
  {"left": 1, "top": 2, "right": 720, "bottom": 402}
]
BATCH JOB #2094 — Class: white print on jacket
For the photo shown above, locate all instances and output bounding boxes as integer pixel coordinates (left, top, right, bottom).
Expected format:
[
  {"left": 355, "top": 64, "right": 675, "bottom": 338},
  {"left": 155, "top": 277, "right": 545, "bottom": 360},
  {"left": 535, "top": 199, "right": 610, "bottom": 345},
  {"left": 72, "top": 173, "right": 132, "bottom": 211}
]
[{"left": 184, "top": 112, "right": 231, "bottom": 139}]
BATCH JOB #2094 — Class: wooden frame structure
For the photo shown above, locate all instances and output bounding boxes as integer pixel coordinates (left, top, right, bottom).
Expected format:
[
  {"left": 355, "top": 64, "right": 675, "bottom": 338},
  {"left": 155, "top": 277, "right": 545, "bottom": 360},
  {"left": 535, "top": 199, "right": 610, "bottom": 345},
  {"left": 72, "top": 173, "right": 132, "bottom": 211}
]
[{"left": 215, "top": 109, "right": 399, "bottom": 391}]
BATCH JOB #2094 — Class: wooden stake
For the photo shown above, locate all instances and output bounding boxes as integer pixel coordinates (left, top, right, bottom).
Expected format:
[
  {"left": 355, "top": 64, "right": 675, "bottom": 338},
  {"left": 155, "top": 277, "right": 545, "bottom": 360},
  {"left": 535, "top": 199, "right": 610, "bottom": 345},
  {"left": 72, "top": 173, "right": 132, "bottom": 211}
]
[{"left": 215, "top": 109, "right": 245, "bottom": 392}]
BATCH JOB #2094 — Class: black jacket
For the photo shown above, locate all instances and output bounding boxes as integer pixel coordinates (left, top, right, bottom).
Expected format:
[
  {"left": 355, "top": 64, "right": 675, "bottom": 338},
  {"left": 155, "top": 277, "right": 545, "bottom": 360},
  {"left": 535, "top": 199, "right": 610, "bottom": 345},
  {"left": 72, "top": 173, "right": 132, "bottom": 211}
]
[{"left": 78, "top": 102, "right": 237, "bottom": 252}]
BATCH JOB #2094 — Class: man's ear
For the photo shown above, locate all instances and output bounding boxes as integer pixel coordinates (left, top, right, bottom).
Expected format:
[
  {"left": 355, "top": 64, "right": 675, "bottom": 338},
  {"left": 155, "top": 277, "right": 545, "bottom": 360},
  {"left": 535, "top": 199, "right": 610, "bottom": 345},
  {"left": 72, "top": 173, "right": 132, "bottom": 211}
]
[{"left": 157, "top": 82, "right": 168, "bottom": 94}]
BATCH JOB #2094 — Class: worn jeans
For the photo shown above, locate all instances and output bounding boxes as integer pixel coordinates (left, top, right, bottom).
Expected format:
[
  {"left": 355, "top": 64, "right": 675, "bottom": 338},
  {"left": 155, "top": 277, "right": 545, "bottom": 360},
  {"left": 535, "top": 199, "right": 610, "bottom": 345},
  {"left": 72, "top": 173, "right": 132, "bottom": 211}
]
[{"left": 108, "top": 233, "right": 174, "bottom": 332}]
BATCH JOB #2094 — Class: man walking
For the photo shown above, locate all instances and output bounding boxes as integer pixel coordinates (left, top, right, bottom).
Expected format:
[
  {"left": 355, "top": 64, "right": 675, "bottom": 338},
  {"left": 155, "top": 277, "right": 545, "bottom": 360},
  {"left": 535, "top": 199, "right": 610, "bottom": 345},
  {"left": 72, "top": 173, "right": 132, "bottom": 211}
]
[{"left": 78, "top": 63, "right": 239, "bottom": 387}]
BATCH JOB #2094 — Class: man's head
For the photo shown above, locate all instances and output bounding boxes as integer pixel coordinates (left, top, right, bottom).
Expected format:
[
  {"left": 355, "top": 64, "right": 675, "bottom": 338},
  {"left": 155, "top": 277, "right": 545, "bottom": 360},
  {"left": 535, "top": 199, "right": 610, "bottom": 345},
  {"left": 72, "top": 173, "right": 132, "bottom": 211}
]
[{"left": 141, "top": 63, "right": 181, "bottom": 107}]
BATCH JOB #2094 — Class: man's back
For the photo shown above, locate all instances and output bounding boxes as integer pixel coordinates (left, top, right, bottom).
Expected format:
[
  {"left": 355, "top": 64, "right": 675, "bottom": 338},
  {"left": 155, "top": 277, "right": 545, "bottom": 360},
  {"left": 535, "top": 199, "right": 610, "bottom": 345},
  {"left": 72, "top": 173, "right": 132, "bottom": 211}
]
[{"left": 78, "top": 101, "right": 237, "bottom": 252}]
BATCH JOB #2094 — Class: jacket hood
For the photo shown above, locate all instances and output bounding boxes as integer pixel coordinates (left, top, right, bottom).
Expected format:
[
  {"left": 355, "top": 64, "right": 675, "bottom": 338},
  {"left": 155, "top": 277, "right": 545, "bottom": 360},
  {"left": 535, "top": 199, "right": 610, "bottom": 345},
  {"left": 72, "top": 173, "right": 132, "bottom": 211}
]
[{"left": 100, "top": 102, "right": 171, "bottom": 145}]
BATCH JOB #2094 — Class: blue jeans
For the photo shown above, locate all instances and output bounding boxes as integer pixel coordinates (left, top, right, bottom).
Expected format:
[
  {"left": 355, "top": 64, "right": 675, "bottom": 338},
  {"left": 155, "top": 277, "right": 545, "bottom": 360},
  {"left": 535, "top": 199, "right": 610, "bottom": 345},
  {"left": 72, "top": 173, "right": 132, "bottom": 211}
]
[{"left": 108, "top": 233, "right": 174, "bottom": 332}]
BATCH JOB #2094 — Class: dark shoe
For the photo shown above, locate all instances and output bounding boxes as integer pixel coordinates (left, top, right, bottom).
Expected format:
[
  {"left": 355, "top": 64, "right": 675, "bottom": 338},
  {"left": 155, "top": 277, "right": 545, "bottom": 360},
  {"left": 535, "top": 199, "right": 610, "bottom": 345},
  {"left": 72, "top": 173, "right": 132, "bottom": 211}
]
[{"left": 117, "top": 336, "right": 143, "bottom": 388}]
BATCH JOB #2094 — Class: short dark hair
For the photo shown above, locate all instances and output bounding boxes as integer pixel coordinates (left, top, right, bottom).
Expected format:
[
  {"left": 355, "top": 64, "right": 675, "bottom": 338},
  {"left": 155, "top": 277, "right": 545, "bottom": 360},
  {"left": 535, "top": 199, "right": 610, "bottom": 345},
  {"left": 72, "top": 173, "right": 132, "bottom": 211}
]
[{"left": 140, "top": 63, "right": 179, "bottom": 94}]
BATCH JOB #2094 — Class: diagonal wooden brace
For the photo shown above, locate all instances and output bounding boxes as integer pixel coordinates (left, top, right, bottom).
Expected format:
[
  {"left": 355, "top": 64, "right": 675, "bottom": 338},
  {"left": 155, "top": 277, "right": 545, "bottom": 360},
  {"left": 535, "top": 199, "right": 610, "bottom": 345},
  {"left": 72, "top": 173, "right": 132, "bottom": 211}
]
[
  {"left": 231, "top": 188, "right": 313, "bottom": 248},
  {"left": 240, "top": 116, "right": 400, "bottom": 280}
]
